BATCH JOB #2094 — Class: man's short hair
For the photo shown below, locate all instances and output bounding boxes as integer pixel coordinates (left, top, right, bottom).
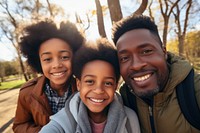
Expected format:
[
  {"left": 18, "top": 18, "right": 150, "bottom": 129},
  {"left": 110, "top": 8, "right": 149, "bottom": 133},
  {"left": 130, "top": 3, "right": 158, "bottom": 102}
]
[{"left": 112, "top": 15, "right": 162, "bottom": 46}]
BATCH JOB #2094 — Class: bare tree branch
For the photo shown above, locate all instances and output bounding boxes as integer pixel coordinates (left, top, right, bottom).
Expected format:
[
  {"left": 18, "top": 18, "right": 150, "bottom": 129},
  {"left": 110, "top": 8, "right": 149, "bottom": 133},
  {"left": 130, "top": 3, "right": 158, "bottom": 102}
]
[{"left": 133, "top": 0, "right": 148, "bottom": 16}]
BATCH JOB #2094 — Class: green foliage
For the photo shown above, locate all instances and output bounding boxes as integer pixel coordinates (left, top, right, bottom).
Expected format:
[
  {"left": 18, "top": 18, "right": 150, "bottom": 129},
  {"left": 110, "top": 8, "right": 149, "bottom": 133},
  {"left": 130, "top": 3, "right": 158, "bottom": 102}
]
[
  {"left": 167, "top": 30, "right": 200, "bottom": 72},
  {"left": 0, "top": 62, "right": 6, "bottom": 78},
  {"left": 0, "top": 61, "right": 19, "bottom": 78},
  {"left": 185, "top": 31, "right": 200, "bottom": 72},
  {"left": 185, "top": 31, "right": 200, "bottom": 57},
  {"left": 166, "top": 39, "right": 179, "bottom": 55},
  {"left": 0, "top": 79, "right": 25, "bottom": 90}
]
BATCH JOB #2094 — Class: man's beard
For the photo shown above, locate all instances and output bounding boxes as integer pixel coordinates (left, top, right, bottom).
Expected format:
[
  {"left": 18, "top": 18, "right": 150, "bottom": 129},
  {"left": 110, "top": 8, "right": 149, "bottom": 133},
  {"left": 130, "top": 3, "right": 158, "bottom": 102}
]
[
  {"left": 127, "top": 72, "right": 163, "bottom": 99},
  {"left": 134, "top": 88, "right": 160, "bottom": 98},
  {"left": 131, "top": 87, "right": 160, "bottom": 99}
]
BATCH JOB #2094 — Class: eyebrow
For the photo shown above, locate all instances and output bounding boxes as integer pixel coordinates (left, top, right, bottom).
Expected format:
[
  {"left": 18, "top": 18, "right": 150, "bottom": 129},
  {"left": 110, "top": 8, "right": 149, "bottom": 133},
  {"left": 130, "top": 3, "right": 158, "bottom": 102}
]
[
  {"left": 40, "top": 50, "right": 71, "bottom": 57},
  {"left": 118, "top": 43, "right": 154, "bottom": 54},
  {"left": 137, "top": 43, "right": 154, "bottom": 48},
  {"left": 83, "top": 75, "right": 115, "bottom": 80}
]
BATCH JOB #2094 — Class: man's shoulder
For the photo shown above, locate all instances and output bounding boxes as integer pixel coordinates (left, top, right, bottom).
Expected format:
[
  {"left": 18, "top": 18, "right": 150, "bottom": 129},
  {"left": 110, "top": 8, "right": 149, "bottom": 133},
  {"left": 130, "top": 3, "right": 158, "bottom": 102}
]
[{"left": 176, "top": 69, "right": 200, "bottom": 130}]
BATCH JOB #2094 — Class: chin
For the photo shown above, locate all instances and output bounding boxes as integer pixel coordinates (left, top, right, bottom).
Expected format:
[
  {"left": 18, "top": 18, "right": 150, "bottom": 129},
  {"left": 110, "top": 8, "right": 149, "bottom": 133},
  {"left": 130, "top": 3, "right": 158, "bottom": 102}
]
[{"left": 134, "top": 87, "right": 159, "bottom": 98}]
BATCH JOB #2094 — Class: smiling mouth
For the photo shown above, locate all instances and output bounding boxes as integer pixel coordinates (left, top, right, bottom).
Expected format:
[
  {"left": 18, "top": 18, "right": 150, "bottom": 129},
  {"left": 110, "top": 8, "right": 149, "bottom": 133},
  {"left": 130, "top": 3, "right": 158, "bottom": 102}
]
[
  {"left": 133, "top": 74, "right": 151, "bottom": 82},
  {"left": 89, "top": 98, "right": 104, "bottom": 103},
  {"left": 51, "top": 71, "right": 66, "bottom": 76}
]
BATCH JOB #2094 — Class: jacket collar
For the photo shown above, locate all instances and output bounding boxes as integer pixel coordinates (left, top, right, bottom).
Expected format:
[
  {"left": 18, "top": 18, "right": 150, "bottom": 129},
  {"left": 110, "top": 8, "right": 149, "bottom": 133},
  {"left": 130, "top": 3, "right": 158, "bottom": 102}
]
[{"left": 32, "top": 75, "right": 46, "bottom": 96}]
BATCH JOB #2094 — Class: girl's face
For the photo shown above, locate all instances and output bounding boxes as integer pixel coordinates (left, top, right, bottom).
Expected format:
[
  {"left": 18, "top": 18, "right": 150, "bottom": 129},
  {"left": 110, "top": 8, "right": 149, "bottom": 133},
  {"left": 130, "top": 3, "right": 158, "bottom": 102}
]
[
  {"left": 39, "top": 38, "right": 72, "bottom": 90},
  {"left": 76, "top": 60, "right": 117, "bottom": 122}
]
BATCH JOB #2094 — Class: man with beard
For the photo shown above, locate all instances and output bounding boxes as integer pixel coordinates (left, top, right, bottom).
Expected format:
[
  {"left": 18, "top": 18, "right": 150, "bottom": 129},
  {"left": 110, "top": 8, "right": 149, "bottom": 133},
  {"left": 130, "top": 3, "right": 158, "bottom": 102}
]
[{"left": 112, "top": 15, "right": 200, "bottom": 133}]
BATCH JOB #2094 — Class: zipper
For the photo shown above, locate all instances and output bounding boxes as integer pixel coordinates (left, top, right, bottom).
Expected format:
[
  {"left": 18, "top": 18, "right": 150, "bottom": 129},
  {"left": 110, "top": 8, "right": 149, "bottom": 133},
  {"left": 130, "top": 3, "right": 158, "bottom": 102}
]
[
  {"left": 149, "top": 106, "right": 156, "bottom": 133},
  {"left": 129, "top": 86, "right": 156, "bottom": 132},
  {"left": 149, "top": 106, "right": 153, "bottom": 116}
]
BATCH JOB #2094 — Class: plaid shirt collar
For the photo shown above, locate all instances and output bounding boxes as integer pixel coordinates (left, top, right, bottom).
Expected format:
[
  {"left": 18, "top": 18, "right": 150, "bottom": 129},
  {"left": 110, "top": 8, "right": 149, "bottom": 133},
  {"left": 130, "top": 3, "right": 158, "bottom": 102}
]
[{"left": 45, "top": 83, "right": 72, "bottom": 114}]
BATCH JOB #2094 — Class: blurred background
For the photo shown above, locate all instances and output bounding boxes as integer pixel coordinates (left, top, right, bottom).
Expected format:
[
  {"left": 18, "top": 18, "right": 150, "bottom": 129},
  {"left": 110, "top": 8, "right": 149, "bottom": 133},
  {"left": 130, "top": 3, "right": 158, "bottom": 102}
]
[
  {"left": 0, "top": 0, "right": 200, "bottom": 132},
  {"left": 0, "top": 0, "right": 200, "bottom": 84}
]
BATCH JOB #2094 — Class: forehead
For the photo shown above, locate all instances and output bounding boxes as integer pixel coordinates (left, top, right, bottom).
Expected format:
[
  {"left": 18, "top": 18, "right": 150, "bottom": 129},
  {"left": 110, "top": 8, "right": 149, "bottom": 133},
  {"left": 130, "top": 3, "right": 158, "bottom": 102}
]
[
  {"left": 39, "top": 38, "right": 72, "bottom": 53},
  {"left": 116, "top": 29, "right": 161, "bottom": 49},
  {"left": 81, "top": 60, "right": 115, "bottom": 77}
]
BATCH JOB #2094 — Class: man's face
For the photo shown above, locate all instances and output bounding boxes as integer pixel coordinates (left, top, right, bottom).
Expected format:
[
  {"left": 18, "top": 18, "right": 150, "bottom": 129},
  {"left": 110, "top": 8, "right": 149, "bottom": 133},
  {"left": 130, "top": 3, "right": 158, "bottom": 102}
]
[{"left": 116, "top": 29, "right": 169, "bottom": 98}]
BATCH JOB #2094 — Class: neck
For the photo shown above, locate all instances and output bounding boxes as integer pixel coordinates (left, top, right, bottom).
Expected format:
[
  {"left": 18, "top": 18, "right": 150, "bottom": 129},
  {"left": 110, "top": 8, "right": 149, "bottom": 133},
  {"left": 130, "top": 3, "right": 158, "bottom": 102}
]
[
  {"left": 88, "top": 106, "right": 108, "bottom": 123},
  {"left": 50, "top": 83, "right": 68, "bottom": 96}
]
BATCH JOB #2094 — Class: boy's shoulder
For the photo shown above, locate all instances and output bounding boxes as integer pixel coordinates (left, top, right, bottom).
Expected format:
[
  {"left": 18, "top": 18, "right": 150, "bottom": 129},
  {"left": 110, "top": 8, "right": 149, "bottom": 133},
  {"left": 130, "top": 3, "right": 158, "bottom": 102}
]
[
  {"left": 124, "top": 106, "right": 137, "bottom": 117},
  {"left": 124, "top": 105, "right": 140, "bottom": 133}
]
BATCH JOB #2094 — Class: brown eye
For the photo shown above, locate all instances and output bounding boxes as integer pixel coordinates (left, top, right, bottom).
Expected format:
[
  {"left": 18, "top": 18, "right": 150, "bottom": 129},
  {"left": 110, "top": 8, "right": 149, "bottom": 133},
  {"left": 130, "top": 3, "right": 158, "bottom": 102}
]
[
  {"left": 142, "top": 49, "right": 153, "bottom": 55},
  {"left": 85, "top": 80, "right": 94, "bottom": 85},
  {"left": 61, "top": 56, "right": 70, "bottom": 60},
  {"left": 120, "top": 56, "right": 129, "bottom": 63},
  {"left": 105, "top": 81, "right": 113, "bottom": 87},
  {"left": 43, "top": 58, "right": 51, "bottom": 62}
]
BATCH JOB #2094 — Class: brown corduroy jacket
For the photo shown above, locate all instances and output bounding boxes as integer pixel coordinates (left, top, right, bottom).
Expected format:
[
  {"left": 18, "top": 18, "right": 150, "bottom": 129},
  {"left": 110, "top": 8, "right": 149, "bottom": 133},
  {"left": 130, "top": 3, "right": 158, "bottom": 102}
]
[{"left": 13, "top": 75, "right": 76, "bottom": 133}]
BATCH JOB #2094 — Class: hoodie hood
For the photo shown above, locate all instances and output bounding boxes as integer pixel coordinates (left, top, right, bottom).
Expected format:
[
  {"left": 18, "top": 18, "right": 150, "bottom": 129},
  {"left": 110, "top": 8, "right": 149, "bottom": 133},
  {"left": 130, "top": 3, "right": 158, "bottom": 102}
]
[
  {"left": 49, "top": 92, "right": 127, "bottom": 133},
  {"left": 163, "top": 52, "right": 192, "bottom": 93}
]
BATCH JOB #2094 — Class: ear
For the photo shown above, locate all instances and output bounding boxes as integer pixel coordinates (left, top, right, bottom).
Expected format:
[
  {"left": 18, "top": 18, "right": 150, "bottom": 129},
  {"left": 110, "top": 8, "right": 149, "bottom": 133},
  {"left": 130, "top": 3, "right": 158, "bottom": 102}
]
[
  {"left": 162, "top": 46, "right": 168, "bottom": 60},
  {"left": 76, "top": 78, "right": 81, "bottom": 91}
]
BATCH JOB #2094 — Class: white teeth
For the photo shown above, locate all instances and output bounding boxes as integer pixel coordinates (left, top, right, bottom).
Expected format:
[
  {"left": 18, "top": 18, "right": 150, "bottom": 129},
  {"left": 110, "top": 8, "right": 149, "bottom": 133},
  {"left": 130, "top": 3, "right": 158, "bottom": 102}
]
[
  {"left": 90, "top": 98, "right": 104, "bottom": 103},
  {"left": 52, "top": 72, "right": 64, "bottom": 76},
  {"left": 134, "top": 74, "right": 151, "bottom": 81}
]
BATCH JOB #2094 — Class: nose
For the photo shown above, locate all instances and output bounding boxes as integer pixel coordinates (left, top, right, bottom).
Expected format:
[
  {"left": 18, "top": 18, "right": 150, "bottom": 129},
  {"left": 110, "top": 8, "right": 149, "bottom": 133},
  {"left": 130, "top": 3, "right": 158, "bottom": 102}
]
[
  {"left": 93, "top": 84, "right": 104, "bottom": 94},
  {"left": 130, "top": 55, "right": 147, "bottom": 71},
  {"left": 52, "top": 59, "right": 62, "bottom": 68}
]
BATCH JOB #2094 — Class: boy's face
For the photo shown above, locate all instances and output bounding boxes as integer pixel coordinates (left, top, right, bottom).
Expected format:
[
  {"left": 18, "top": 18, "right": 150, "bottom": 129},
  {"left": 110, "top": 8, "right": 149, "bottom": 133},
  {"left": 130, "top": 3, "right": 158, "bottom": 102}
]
[
  {"left": 39, "top": 38, "right": 72, "bottom": 90},
  {"left": 116, "top": 29, "right": 169, "bottom": 98},
  {"left": 77, "top": 60, "right": 117, "bottom": 120}
]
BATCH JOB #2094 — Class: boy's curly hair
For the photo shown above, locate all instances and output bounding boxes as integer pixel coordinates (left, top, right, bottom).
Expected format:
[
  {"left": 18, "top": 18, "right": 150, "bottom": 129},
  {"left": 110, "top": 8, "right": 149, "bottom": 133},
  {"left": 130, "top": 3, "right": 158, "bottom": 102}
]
[
  {"left": 72, "top": 38, "right": 120, "bottom": 83},
  {"left": 19, "top": 20, "right": 85, "bottom": 73}
]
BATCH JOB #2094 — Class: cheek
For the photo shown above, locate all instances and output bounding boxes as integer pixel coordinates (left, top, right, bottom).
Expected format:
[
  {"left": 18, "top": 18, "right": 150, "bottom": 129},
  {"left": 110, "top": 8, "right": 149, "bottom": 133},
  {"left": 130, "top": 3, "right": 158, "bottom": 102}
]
[
  {"left": 64, "top": 61, "right": 72, "bottom": 70},
  {"left": 153, "top": 57, "right": 167, "bottom": 71},
  {"left": 107, "top": 89, "right": 115, "bottom": 98},
  {"left": 79, "top": 88, "right": 88, "bottom": 100},
  {"left": 158, "top": 61, "right": 168, "bottom": 77},
  {"left": 119, "top": 64, "right": 128, "bottom": 78},
  {"left": 40, "top": 63, "right": 49, "bottom": 73}
]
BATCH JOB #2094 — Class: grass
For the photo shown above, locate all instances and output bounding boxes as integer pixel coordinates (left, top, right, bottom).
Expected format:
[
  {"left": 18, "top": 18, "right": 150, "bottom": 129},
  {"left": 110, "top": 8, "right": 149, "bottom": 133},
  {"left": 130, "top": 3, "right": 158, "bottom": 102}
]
[{"left": 0, "top": 79, "right": 25, "bottom": 90}]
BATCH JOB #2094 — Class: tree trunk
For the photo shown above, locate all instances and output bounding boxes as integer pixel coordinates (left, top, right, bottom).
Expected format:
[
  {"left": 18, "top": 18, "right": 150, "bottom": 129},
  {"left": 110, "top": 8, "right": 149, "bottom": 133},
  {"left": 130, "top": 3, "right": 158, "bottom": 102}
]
[
  {"left": 162, "top": 16, "right": 169, "bottom": 47},
  {"left": 17, "top": 47, "right": 29, "bottom": 81},
  {"left": 95, "top": 0, "right": 107, "bottom": 38},
  {"left": 107, "top": 0, "right": 123, "bottom": 24},
  {"left": 173, "top": 0, "right": 192, "bottom": 56},
  {"left": 148, "top": 0, "right": 155, "bottom": 21},
  {"left": 46, "top": 0, "right": 53, "bottom": 16},
  {"left": 158, "top": 0, "right": 180, "bottom": 46},
  {"left": 178, "top": 35, "right": 185, "bottom": 56}
]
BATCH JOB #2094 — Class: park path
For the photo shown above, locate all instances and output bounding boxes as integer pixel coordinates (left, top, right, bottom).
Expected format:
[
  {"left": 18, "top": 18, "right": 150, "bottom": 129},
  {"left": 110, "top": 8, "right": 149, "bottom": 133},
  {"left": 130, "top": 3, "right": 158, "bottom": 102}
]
[{"left": 0, "top": 88, "right": 20, "bottom": 133}]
